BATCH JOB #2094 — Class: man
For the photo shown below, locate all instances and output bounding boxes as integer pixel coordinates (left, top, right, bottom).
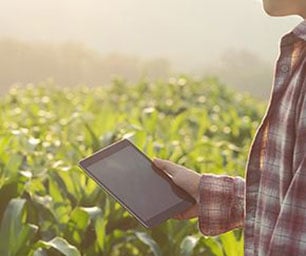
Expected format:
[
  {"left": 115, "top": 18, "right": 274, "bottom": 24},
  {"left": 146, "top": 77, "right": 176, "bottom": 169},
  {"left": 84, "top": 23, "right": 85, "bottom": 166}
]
[{"left": 153, "top": 0, "right": 306, "bottom": 255}]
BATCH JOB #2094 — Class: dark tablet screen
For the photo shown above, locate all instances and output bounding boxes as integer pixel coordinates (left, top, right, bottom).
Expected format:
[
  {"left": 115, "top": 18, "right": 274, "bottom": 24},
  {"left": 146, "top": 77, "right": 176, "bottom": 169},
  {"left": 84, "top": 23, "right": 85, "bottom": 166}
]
[{"left": 79, "top": 139, "right": 195, "bottom": 227}]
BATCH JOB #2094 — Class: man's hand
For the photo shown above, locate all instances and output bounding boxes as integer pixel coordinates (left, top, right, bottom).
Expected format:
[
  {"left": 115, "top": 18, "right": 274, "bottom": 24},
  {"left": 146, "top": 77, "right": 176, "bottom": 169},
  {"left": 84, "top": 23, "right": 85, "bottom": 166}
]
[{"left": 153, "top": 158, "right": 202, "bottom": 220}]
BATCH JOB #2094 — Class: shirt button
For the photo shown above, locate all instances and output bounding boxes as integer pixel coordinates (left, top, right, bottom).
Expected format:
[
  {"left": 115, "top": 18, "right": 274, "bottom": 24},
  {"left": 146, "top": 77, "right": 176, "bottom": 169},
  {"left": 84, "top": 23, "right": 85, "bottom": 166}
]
[{"left": 280, "top": 64, "right": 289, "bottom": 73}]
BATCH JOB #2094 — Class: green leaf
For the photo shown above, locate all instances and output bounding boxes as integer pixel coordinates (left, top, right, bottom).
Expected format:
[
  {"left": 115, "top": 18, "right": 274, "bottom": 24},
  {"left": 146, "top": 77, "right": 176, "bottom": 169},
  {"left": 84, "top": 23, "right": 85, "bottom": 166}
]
[
  {"left": 32, "top": 248, "right": 47, "bottom": 256},
  {"left": 0, "top": 182, "right": 19, "bottom": 222},
  {"left": 95, "top": 216, "right": 107, "bottom": 251},
  {"left": 0, "top": 198, "right": 38, "bottom": 256},
  {"left": 70, "top": 208, "right": 90, "bottom": 230},
  {"left": 65, "top": 207, "right": 90, "bottom": 244},
  {"left": 180, "top": 235, "right": 200, "bottom": 256},
  {"left": 37, "top": 237, "right": 81, "bottom": 256},
  {"left": 81, "top": 206, "right": 102, "bottom": 220},
  {"left": 135, "top": 232, "right": 162, "bottom": 256},
  {"left": 201, "top": 237, "right": 224, "bottom": 256},
  {"left": 5, "top": 154, "right": 23, "bottom": 175},
  {"left": 94, "top": 199, "right": 108, "bottom": 251},
  {"left": 0, "top": 198, "right": 26, "bottom": 255},
  {"left": 219, "top": 231, "right": 244, "bottom": 256},
  {"left": 82, "top": 121, "right": 100, "bottom": 151}
]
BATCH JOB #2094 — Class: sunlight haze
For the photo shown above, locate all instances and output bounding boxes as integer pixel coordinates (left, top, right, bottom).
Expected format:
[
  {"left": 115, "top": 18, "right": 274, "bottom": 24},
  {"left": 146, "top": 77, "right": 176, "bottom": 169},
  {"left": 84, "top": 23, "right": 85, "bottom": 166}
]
[
  {"left": 0, "top": 0, "right": 303, "bottom": 98},
  {"left": 0, "top": 0, "right": 301, "bottom": 68}
]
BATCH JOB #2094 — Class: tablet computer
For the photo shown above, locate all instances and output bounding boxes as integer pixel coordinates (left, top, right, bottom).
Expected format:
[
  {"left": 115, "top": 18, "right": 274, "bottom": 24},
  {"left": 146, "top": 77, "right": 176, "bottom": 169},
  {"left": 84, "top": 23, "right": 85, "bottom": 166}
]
[{"left": 78, "top": 139, "right": 195, "bottom": 228}]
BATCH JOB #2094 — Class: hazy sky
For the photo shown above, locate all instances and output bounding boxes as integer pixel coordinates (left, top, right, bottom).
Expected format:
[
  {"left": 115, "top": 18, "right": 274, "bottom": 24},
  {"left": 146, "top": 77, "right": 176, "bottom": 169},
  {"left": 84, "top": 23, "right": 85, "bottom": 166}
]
[{"left": 0, "top": 0, "right": 302, "bottom": 71}]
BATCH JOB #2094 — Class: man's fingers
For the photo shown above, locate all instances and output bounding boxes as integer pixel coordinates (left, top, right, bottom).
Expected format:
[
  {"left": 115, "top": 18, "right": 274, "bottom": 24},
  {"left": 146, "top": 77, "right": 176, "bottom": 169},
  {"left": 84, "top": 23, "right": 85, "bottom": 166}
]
[
  {"left": 173, "top": 213, "right": 184, "bottom": 220},
  {"left": 173, "top": 205, "right": 198, "bottom": 220},
  {"left": 153, "top": 157, "right": 201, "bottom": 203},
  {"left": 153, "top": 158, "right": 178, "bottom": 176}
]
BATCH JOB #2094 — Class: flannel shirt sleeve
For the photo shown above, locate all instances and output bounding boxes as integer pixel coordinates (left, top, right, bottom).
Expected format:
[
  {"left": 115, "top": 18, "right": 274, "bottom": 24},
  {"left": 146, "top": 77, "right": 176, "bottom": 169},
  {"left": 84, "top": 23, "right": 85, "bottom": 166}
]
[{"left": 198, "top": 174, "right": 245, "bottom": 236}]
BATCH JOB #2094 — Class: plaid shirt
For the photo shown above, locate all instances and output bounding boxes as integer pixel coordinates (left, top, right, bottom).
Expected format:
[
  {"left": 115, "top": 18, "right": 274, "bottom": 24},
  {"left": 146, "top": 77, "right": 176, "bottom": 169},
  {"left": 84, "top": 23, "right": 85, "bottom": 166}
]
[{"left": 199, "top": 19, "right": 306, "bottom": 256}]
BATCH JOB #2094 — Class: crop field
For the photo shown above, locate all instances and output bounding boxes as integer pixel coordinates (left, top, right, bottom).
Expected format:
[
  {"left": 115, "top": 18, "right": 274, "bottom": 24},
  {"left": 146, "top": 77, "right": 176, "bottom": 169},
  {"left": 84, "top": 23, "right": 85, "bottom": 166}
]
[{"left": 0, "top": 77, "right": 265, "bottom": 255}]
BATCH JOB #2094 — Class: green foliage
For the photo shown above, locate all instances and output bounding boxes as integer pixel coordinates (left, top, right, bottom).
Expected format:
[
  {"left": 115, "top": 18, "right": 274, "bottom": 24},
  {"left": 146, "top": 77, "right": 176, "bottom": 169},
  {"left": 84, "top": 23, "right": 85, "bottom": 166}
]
[{"left": 0, "top": 76, "right": 264, "bottom": 255}]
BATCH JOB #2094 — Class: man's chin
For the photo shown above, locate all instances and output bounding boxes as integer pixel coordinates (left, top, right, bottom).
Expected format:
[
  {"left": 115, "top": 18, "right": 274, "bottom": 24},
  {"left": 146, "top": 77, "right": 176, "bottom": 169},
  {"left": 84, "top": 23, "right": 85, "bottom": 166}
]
[
  {"left": 263, "top": 7, "right": 292, "bottom": 17},
  {"left": 263, "top": 4, "right": 299, "bottom": 17}
]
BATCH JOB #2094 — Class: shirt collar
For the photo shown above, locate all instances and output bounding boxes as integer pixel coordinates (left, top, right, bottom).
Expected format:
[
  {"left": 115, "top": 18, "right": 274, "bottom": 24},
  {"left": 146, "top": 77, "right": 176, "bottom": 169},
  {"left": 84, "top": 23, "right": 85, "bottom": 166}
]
[
  {"left": 292, "top": 19, "right": 306, "bottom": 41},
  {"left": 280, "top": 19, "right": 306, "bottom": 47}
]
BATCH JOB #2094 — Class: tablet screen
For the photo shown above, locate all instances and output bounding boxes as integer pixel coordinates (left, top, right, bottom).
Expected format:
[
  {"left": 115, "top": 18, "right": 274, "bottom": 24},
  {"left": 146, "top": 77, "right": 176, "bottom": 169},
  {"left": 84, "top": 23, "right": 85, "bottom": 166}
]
[{"left": 79, "top": 139, "right": 195, "bottom": 227}]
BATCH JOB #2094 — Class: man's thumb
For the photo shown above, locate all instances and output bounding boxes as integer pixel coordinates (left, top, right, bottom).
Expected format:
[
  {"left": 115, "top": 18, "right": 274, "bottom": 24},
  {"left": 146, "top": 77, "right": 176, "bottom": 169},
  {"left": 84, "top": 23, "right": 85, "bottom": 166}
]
[{"left": 153, "top": 158, "right": 177, "bottom": 176}]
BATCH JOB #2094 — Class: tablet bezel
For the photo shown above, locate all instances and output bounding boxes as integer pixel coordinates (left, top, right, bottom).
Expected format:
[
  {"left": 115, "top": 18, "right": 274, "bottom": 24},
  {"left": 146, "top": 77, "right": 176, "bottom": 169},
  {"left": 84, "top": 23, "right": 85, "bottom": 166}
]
[{"left": 79, "top": 139, "right": 196, "bottom": 228}]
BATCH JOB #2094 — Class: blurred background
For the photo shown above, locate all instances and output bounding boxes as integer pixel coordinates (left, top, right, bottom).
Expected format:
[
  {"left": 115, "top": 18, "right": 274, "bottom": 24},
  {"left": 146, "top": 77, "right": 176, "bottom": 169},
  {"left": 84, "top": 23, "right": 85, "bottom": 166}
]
[{"left": 0, "top": 0, "right": 302, "bottom": 98}]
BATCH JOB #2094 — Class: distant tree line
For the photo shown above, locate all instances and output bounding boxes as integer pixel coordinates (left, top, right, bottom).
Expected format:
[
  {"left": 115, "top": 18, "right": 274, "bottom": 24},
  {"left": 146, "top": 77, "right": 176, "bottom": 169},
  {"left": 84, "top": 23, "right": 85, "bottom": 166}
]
[
  {"left": 0, "top": 38, "right": 171, "bottom": 94},
  {"left": 0, "top": 38, "right": 272, "bottom": 99}
]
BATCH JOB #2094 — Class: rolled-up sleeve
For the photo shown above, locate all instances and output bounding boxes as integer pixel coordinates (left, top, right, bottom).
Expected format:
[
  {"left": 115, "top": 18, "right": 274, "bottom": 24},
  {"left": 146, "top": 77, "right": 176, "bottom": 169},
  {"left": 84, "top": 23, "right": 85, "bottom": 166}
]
[{"left": 198, "top": 174, "right": 245, "bottom": 236}]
